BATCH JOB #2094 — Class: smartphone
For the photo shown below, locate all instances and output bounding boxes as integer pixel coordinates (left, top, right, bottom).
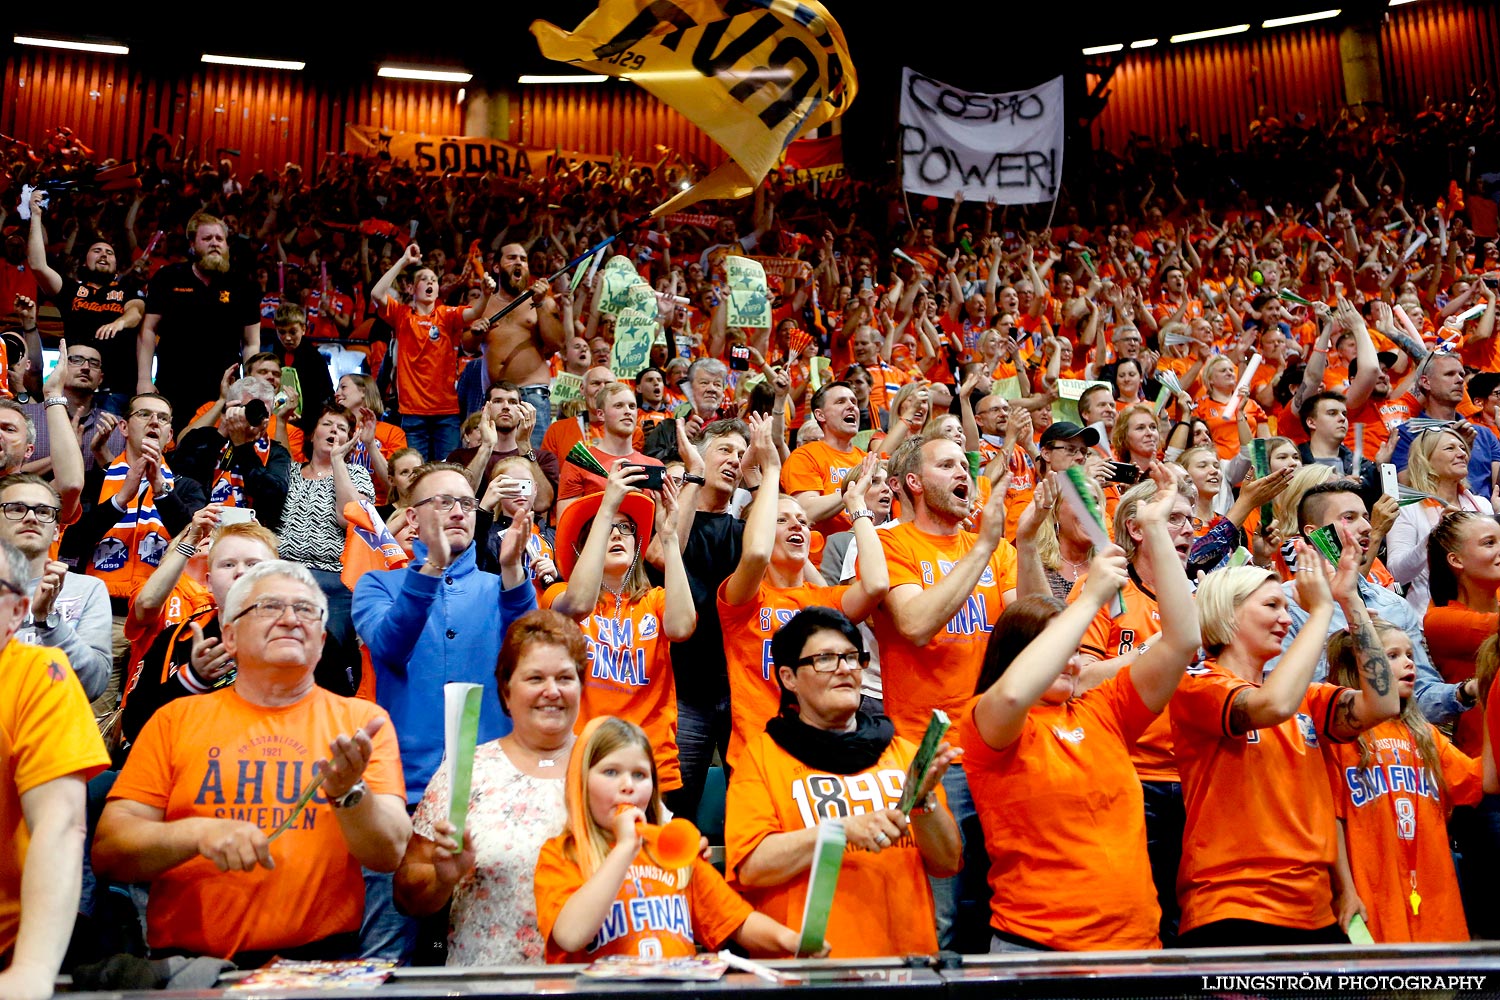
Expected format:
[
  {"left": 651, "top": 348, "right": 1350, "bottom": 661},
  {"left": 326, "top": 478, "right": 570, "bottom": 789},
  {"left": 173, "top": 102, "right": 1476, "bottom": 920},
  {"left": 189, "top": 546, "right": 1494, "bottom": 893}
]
[
  {"left": 218, "top": 506, "right": 256, "bottom": 526},
  {"left": 1380, "top": 463, "right": 1399, "bottom": 502},
  {"left": 1306, "top": 524, "right": 1343, "bottom": 565},
  {"left": 730, "top": 345, "right": 751, "bottom": 371},
  {"left": 1106, "top": 462, "right": 1144, "bottom": 486},
  {"left": 629, "top": 464, "right": 666, "bottom": 491}
]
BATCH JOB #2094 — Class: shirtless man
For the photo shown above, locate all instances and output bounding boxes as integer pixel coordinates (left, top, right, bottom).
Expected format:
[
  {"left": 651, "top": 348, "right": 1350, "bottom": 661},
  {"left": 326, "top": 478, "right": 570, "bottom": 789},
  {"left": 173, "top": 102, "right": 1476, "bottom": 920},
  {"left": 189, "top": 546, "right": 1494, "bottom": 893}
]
[{"left": 475, "top": 243, "right": 566, "bottom": 451}]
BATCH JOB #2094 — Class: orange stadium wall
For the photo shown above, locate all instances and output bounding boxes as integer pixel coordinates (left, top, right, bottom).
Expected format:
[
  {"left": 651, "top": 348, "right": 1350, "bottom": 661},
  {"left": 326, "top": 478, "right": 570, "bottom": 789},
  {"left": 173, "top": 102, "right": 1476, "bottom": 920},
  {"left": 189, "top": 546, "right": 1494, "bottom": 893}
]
[
  {"left": 1088, "top": 0, "right": 1498, "bottom": 153},
  {"left": 1, "top": 51, "right": 728, "bottom": 174},
  {"left": 1, "top": 51, "right": 464, "bottom": 172},
  {"left": 4, "top": 1, "right": 1494, "bottom": 169}
]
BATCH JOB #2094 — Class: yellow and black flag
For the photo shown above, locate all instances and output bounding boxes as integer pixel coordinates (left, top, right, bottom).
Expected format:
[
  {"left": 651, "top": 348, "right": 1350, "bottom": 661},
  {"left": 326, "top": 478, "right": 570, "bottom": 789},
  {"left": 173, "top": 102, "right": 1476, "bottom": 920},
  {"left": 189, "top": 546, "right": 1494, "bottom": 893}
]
[{"left": 532, "top": 0, "right": 857, "bottom": 215}]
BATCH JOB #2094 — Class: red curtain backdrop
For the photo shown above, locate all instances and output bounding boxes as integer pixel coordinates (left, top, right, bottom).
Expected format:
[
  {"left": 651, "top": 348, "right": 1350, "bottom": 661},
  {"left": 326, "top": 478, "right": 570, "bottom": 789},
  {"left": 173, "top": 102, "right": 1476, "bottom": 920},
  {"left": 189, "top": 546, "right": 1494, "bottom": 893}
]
[
  {"left": 1089, "top": 0, "right": 1498, "bottom": 153},
  {"left": 2, "top": 50, "right": 462, "bottom": 171}
]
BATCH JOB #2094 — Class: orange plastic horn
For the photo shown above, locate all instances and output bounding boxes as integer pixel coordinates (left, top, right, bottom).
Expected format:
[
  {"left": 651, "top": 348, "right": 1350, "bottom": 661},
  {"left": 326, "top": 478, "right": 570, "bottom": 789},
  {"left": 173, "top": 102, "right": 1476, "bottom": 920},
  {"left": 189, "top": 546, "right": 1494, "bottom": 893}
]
[{"left": 643, "top": 817, "right": 700, "bottom": 868}]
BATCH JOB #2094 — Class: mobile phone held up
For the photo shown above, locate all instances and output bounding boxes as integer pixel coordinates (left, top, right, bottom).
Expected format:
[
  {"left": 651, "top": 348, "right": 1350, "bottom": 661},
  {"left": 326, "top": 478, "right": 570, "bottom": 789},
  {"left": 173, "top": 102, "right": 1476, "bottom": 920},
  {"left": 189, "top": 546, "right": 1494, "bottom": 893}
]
[
  {"left": 628, "top": 464, "right": 666, "bottom": 491},
  {"left": 730, "top": 345, "right": 751, "bottom": 371}
]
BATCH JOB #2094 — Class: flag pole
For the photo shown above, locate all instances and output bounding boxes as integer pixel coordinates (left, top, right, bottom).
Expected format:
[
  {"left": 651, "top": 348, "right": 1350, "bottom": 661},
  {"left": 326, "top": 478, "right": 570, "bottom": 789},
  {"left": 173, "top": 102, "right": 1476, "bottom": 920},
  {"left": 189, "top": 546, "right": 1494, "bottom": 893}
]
[{"left": 485, "top": 210, "right": 655, "bottom": 326}]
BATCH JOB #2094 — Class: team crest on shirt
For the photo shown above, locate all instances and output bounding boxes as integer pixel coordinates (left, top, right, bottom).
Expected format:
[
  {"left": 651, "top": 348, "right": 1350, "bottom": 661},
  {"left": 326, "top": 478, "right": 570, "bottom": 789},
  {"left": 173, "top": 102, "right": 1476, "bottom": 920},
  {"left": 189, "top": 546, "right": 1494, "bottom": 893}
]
[
  {"left": 638, "top": 614, "right": 659, "bottom": 640},
  {"left": 1296, "top": 713, "right": 1318, "bottom": 747}
]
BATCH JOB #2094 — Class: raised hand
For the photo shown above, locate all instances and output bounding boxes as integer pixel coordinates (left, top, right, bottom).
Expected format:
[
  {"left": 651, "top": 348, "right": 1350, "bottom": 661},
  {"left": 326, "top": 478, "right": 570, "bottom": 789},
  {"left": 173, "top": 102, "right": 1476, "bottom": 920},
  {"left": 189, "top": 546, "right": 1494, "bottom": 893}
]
[
  {"left": 314, "top": 716, "right": 387, "bottom": 800},
  {"left": 187, "top": 620, "right": 235, "bottom": 683}
]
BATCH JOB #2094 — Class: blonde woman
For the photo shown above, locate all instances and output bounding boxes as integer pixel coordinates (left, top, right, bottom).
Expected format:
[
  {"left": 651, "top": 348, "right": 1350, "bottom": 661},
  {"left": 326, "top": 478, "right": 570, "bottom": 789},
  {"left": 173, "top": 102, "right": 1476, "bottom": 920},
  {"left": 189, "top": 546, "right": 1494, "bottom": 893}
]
[
  {"left": 1175, "top": 446, "right": 1222, "bottom": 531},
  {"left": 1172, "top": 541, "right": 1399, "bottom": 946},
  {"left": 1196, "top": 354, "right": 1267, "bottom": 460},
  {"left": 1388, "top": 428, "right": 1493, "bottom": 613},
  {"left": 1271, "top": 465, "right": 1335, "bottom": 575}
]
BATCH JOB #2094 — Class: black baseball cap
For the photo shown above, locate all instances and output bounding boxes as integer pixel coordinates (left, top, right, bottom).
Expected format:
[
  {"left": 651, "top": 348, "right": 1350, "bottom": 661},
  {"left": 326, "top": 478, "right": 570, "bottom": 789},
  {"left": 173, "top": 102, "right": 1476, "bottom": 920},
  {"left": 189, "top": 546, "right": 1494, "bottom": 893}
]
[{"left": 1040, "top": 421, "right": 1101, "bottom": 449}]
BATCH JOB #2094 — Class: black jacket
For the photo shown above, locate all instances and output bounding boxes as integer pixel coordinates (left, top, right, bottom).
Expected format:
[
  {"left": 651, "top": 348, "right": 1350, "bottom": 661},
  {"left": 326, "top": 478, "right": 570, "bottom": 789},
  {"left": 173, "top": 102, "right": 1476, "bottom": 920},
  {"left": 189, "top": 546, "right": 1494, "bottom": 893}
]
[
  {"left": 260, "top": 337, "right": 336, "bottom": 457},
  {"left": 62, "top": 471, "right": 207, "bottom": 574},
  {"left": 171, "top": 428, "right": 292, "bottom": 530}
]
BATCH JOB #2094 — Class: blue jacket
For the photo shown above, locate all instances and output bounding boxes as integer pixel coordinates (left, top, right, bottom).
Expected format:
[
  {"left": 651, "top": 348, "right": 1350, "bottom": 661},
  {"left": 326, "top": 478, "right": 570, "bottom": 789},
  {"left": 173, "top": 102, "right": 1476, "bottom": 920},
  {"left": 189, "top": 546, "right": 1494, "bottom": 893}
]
[{"left": 353, "top": 540, "right": 537, "bottom": 804}]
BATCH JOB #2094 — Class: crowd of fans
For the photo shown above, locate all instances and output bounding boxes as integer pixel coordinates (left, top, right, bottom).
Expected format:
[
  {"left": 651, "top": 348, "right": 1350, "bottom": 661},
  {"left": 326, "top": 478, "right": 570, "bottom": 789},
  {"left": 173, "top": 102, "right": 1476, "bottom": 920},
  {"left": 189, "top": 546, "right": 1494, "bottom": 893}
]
[{"left": 2, "top": 86, "right": 1500, "bottom": 993}]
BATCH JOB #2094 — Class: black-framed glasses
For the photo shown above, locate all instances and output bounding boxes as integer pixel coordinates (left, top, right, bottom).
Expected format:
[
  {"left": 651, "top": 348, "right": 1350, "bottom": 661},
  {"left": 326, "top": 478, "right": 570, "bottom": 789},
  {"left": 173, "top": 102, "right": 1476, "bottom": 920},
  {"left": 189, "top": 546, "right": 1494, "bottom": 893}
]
[
  {"left": 129, "top": 409, "right": 172, "bottom": 426},
  {"left": 413, "top": 494, "right": 479, "bottom": 514},
  {"left": 796, "top": 650, "right": 870, "bottom": 673},
  {"left": 0, "top": 578, "right": 25, "bottom": 600},
  {"left": 231, "top": 598, "right": 326, "bottom": 625},
  {"left": 0, "top": 501, "right": 59, "bottom": 523},
  {"left": 66, "top": 354, "right": 103, "bottom": 370}
]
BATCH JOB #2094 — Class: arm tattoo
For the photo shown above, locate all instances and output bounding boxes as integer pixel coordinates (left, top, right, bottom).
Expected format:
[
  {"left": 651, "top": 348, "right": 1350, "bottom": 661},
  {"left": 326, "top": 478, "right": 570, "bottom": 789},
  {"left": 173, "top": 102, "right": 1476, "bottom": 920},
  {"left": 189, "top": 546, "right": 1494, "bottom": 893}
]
[
  {"left": 1349, "top": 616, "right": 1393, "bottom": 697},
  {"left": 1228, "top": 689, "right": 1254, "bottom": 736},
  {"left": 1385, "top": 328, "right": 1429, "bottom": 367}
]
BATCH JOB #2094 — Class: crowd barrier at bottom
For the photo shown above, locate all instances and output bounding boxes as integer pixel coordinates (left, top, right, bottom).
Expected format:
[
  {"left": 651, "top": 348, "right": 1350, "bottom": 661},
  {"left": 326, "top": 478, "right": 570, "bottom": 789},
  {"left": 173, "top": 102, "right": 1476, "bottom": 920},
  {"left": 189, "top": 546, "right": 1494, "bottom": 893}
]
[{"left": 59, "top": 941, "right": 1500, "bottom": 1000}]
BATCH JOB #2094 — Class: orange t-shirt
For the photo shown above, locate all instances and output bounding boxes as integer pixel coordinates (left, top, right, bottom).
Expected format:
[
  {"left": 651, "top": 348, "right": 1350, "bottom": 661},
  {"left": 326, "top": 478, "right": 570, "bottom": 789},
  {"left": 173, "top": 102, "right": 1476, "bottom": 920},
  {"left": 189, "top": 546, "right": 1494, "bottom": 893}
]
[
  {"left": 865, "top": 361, "right": 910, "bottom": 416},
  {"left": 780, "top": 440, "right": 868, "bottom": 535},
  {"left": 1170, "top": 660, "right": 1346, "bottom": 934},
  {"left": 872, "top": 523, "right": 1018, "bottom": 743},
  {"left": 1345, "top": 397, "right": 1403, "bottom": 460},
  {"left": 725, "top": 731, "right": 942, "bottom": 957},
  {"left": 1073, "top": 573, "right": 1176, "bottom": 782},
  {"left": 122, "top": 574, "right": 215, "bottom": 699},
  {"left": 376, "top": 299, "right": 468, "bottom": 416},
  {"left": 1422, "top": 603, "right": 1498, "bottom": 757},
  {"left": 1196, "top": 395, "right": 1264, "bottom": 460},
  {"left": 0, "top": 643, "right": 110, "bottom": 956},
  {"left": 544, "top": 586, "right": 681, "bottom": 792},
  {"left": 957, "top": 670, "right": 1163, "bottom": 950},
  {"left": 717, "top": 578, "right": 851, "bottom": 771},
  {"left": 534, "top": 835, "right": 752, "bottom": 963},
  {"left": 1324, "top": 719, "right": 1481, "bottom": 943},
  {"left": 541, "top": 415, "right": 596, "bottom": 470},
  {"left": 108, "top": 686, "right": 405, "bottom": 958}
]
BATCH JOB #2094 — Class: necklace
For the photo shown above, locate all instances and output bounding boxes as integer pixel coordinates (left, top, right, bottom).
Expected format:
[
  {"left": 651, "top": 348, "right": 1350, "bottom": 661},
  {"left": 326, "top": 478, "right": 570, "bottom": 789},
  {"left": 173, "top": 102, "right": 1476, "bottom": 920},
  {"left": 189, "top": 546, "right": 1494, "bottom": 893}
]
[
  {"left": 1058, "top": 550, "right": 1089, "bottom": 579},
  {"left": 509, "top": 735, "right": 572, "bottom": 769}
]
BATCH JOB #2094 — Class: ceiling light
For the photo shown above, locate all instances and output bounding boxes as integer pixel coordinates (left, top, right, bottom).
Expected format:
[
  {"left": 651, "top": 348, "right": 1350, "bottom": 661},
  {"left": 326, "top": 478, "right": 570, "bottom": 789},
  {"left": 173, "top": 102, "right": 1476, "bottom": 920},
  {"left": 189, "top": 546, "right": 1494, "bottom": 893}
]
[
  {"left": 1170, "top": 24, "right": 1251, "bottom": 43},
  {"left": 1262, "top": 9, "right": 1339, "bottom": 28},
  {"left": 1081, "top": 43, "right": 1124, "bottom": 55},
  {"left": 13, "top": 35, "right": 128, "bottom": 55},
  {"left": 1388, "top": 0, "right": 1420, "bottom": 5},
  {"left": 517, "top": 74, "right": 609, "bottom": 84},
  {"left": 1131, "top": 38, "right": 1159, "bottom": 48},
  {"left": 378, "top": 64, "right": 472, "bottom": 83},
  {"left": 202, "top": 54, "right": 305, "bottom": 70}
]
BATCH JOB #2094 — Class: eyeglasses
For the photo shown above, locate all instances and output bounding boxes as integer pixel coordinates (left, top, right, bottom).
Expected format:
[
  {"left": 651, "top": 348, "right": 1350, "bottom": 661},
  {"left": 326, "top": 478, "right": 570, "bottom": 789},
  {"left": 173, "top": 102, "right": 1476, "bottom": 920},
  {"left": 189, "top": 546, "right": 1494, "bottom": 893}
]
[
  {"left": 129, "top": 409, "right": 172, "bottom": 426},
  {"left": 796, "top": 650, "right": 870, "bottom": 673},
  {"left": 231, "top": 598, "right": 326, "bottom": 625},
  {"left": 0, "top": 578, "right": 24, "bottom": 600},
  {"left": 1166, "top": 513, "right": 1206, "bottom": 531},
  {"left": 0, "top": 501, "right": 59, "bottom": 523},
  {"left": 67, "top": 355, "right": 103, "bottom": 370},
  {"left": 413, "top": 494, "right": 480, "bottom": 514},
  {"left": 1047, "top": 443, "right": 1088, "bottom": 457}
]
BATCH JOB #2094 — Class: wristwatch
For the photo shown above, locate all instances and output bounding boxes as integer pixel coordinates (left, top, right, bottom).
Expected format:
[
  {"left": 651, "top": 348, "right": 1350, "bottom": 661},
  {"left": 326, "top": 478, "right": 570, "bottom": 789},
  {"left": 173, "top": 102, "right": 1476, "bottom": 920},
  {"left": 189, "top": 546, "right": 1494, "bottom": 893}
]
[
  {"left": 1457, "top": 680, "right": 1478, "bottom": 709},
  {"left": 329, "top": 781, "right": 367, "bottom": 809},
  {"left": 848, "top": 508, "right": 876, "bottom": 522},
  {"left": 43, "top": 610, "right": 61, "bottom": 631},
  {"left": 682, "top": 473, "right": 706, "bottom": 486}
]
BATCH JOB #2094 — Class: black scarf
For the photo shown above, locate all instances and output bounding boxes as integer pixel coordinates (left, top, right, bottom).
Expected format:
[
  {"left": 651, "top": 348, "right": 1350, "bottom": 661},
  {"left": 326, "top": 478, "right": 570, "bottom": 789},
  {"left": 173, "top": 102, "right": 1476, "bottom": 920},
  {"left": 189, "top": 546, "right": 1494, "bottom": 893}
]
[{"left": 765, "top": 709, "right": 895, "bottom": 774}]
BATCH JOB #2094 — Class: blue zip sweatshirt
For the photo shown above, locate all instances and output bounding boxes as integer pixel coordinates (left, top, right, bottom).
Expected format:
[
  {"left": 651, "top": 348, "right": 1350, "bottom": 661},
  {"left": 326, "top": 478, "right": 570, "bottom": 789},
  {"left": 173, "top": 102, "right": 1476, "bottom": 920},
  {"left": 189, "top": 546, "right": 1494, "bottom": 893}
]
[{"left": 352, "top": 539, "right": 538, "bottom": 804}]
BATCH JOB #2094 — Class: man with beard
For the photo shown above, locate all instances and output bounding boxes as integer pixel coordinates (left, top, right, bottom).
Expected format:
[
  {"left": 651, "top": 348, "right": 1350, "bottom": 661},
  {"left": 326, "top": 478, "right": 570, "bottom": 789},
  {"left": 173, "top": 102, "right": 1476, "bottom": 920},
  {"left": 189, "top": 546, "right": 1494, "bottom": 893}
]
[
  {"left": 27, "top": 189, "right": 145, "bottom": 411},
  {"left": 138, "top": 213, "right": 260, "bottom": 427},
  {"left": 643, "top": 358, "right": 730, "bottom": 463},
  {"left": 872, "top": 436, "right": 1021, "bottom": 951},
  {"left": 447, "top": 381, "right": 558, "bottom": 502},
  {"left": 473, "top": 243, "right": 566, "bottom": 452},
  {"left": 779, "top": 382, "right": 868, "bottom": 536}
]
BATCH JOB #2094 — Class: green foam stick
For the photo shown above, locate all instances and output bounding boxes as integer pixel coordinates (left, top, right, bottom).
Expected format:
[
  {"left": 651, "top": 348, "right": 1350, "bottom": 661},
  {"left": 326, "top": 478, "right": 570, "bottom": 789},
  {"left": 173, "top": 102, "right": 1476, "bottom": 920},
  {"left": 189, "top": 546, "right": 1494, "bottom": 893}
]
[
  {"left": 1278, "top": 289, "right": 1315, "bottom": 307},
  {"left": 1307, "top": 524, "right": 1342, "bottom": 566},
  {"left": 565, "top": 441, "right": 609, "bottom": 476},
  {"left": 797, "top": 821, "right": 846, "bottom": 957},
  {"left": 1251, "top": 438, "right": 1274, "bottom": 528},
  {"left": 898, "top": 710, "right": 950, "bottom": 814},
  {"left": 1060, "top": 465, "right": 1125, "bottom": 617},
  {"left": 443, "top": 683, "right": 484, "bottom": 845},
  {"left": 1347, "top": 913, "right": 1375, "bottom": 945}
]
